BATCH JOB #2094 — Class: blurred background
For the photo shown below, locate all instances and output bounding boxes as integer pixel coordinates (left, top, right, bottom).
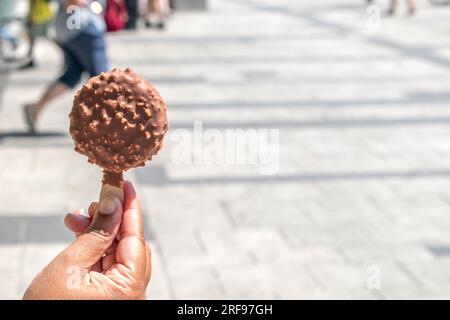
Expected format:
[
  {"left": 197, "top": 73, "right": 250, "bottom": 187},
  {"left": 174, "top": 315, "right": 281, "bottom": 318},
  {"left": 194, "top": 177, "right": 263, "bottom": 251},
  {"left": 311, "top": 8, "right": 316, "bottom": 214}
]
[{"left": 1, "top": 0, "right": 450, "bottom": 299}]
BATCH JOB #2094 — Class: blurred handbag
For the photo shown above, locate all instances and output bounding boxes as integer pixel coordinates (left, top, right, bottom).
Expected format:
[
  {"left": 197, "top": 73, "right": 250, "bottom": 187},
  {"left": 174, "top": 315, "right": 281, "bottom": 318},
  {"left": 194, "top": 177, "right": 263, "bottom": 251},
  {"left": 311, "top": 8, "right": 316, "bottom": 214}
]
[{"left": 104, "top": 0, "right": 127, "bottom": 32}]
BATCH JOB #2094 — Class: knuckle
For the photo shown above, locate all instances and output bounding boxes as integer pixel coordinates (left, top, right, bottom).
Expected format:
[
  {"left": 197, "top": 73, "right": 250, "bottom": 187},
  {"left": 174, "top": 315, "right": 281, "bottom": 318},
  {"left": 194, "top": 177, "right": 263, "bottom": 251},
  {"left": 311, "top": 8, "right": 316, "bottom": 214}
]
[{"left": 85, "top": 225, "right": 112, "bottom": 243}]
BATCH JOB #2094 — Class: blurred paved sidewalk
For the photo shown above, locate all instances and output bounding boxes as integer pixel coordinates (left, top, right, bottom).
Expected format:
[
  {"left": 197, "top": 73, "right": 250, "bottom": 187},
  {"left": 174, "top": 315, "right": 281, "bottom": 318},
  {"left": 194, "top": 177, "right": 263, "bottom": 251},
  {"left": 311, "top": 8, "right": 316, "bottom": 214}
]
[{"left": 1, "top": 0, "right": 450, "bottom": 299}]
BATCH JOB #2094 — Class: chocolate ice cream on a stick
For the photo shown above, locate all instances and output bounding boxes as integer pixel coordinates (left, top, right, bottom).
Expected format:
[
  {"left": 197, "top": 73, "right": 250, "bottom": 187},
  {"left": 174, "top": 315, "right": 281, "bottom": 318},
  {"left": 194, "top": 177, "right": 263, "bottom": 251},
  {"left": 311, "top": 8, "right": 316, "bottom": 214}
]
[{"left": 69, "top": 68, "right": 168, "bottom": 202}]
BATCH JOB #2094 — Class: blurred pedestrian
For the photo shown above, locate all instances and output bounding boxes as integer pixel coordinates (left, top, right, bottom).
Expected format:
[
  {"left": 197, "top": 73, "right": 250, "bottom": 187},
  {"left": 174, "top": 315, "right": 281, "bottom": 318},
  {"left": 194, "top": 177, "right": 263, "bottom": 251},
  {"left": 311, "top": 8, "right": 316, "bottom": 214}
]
[
  {"left": 22, "top": 0, "right": 54, "bottom": 69},
  {"left": 124, "top": 0, "right": 138, "bottom": 29},
  {"left": 145, "top": 0, "right": 170, "bottom": 30},
  {"left": 23, "top": 0, "right": 108, "bottom": 133},
  {"left": 387, "top": 0, "right": 416, "bottom": 16},
  {"left": 105, "top": 0, "right": 128, "bottom": 32}
]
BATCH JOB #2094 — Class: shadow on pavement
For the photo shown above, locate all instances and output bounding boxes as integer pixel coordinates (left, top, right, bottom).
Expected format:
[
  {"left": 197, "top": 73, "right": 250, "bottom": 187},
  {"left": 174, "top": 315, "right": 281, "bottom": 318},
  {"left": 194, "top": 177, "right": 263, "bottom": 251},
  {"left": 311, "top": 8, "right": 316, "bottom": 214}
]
[
  {"left": 0, "top": 131, "right": 66, "bottom": 142},
  {"left": 0, "top": 69, "right": 9, "bottom": 108},
  {"left": 0, "top": 214, "right": 72, "bottom": 244},
  {"left": 169, "top": 92, "right": 450, "bottom": 110},
  {"left": 0, "top": 213, "right": 152, "bottom": 244},
  {"left": 137, "top": 166, "right": 450, "bottom": 185}
]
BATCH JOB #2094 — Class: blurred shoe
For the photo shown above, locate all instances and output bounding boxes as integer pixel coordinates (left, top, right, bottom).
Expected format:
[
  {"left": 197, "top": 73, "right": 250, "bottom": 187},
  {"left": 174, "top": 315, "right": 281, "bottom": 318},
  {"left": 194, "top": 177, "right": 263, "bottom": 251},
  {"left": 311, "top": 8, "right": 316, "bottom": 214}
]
[
  {"left": 156, "top": 21, "right": 165, "bottom": 30},
  {"left": 18, "top": 59, "right": 36, "bottom": 70},
  {"left": 23, "top": 104, "right": 37, "bottom": 134},
  {"left": 145, "top": 21, "right": 152, "bottom": 28},
  {"left": 384, "top": 9, "right": 395, "bottom": 17},
  {"left": 407, "top": 8, "right": 416, "bottom": 16}
]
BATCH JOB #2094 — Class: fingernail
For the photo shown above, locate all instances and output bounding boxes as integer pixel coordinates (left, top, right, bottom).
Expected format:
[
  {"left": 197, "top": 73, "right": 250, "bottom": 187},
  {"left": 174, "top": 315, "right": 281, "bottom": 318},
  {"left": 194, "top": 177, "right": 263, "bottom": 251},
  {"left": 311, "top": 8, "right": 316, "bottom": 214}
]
[{"left": 98, "top": 196, "right": 117, "bottom": 215}]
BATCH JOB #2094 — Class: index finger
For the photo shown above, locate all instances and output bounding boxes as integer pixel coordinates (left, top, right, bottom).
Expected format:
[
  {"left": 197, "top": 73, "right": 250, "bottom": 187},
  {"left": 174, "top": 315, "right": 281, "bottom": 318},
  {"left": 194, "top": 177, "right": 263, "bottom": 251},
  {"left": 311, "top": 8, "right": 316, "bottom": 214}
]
[
  {"left": 115, "top": 181, "right": 147, "bottom": 275},
  {"left": 118, "top": 180, "right": 144, "bottom": 240}
]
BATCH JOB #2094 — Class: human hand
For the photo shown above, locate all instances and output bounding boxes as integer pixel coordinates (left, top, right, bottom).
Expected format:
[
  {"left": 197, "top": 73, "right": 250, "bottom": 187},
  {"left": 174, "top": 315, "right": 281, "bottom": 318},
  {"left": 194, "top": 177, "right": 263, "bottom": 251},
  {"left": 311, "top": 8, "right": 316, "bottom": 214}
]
[{"left": 23, "top": 181, "right": 151, "bottom": 300}]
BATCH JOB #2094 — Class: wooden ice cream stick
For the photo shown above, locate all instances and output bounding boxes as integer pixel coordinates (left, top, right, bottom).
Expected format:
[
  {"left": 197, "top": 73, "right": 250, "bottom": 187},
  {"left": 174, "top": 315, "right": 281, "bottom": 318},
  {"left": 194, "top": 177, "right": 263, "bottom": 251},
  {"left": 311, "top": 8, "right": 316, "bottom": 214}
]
[{"left": 99, "top": 171, "right": 124, "bottom": 205}]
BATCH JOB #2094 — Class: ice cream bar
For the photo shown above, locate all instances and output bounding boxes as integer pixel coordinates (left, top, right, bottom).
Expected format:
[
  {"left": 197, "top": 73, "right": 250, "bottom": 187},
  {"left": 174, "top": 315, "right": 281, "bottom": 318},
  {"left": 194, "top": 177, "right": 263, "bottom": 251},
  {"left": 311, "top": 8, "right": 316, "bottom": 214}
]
[{"left": 69, "top": 68, "right": 168, "bottom": 201}]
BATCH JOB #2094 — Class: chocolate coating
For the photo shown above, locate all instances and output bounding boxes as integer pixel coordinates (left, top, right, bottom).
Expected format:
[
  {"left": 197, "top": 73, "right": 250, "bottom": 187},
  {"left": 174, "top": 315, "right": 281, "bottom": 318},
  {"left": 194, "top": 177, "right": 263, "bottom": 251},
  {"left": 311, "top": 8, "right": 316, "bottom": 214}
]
[{"left": 69, "top": 68, "right": 168, "bottom": 184}]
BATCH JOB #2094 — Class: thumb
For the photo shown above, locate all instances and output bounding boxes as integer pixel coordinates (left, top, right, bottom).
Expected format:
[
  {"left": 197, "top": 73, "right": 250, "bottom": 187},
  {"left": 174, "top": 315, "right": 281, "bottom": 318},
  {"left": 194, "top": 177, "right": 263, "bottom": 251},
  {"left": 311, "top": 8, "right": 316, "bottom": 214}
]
[{"left": 63, "top": 196, "right": 123, "bottom": 267}]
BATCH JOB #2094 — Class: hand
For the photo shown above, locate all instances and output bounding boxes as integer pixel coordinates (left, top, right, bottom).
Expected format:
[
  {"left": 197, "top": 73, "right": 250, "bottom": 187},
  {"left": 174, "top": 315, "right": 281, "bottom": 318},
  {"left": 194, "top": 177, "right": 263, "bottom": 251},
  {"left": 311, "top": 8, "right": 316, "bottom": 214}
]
[{"left": 23, "top": 181, "right": 151, "bottom": 300}]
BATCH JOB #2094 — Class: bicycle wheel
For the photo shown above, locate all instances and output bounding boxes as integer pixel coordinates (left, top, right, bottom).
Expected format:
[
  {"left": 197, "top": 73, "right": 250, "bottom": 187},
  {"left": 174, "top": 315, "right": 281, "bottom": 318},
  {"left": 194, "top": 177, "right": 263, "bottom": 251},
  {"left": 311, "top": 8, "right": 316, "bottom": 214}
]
[{"left": 0, "top": 17, "right": 31, "bottom": 64}]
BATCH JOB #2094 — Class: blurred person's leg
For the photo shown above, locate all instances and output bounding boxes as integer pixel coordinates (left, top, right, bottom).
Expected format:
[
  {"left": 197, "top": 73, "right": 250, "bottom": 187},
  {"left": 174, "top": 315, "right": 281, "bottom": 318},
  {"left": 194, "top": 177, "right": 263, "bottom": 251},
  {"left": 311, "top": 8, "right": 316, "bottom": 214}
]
[
  {"left": 145, "top": 0, "right": 152, "bottom": 27},
  {"left": 24, "top": 82, "right": 69, "bottom": 130},
  {"left": 23, "top": 26, "right": 108, "bottom": 132},
  {"left": 146, "top": 0, "right": 169, "bottom": 29},
  {"left": 23, "top": 44, "right": 81, "bottom": 132},
  {"left": 387, "top": 0, "right": 397, "bottom": 15},
  {"left": 24, "top": 20, "right": 37, "bottom": 69},
  {"left": 22, "top": 21, "right": 50, "bottom": 69},
  {"left": 125, "top": 0, "right": 138, "bottom": 29},
  {"left": 25, "top": 31, "right": 108, "bottom": 131},
  {"left": 71, "top": 32, "right": 109, "bottom": 77},
  {"left": 23, "top": 0, "right": 54, "bottom": 69},
  {"left": 406, "top": 0, "right": 416, "bottom": 15}
]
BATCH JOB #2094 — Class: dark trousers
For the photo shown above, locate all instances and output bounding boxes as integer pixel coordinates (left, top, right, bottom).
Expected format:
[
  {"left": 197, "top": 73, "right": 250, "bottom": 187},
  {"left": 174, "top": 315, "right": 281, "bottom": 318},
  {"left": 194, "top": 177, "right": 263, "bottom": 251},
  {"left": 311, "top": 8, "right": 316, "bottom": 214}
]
[
  {"left": 58, "top": 32, "right": 108, "bottom": 88},
  {"left": 125, "top": 0, "right": 138, "bottom": 29}
]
